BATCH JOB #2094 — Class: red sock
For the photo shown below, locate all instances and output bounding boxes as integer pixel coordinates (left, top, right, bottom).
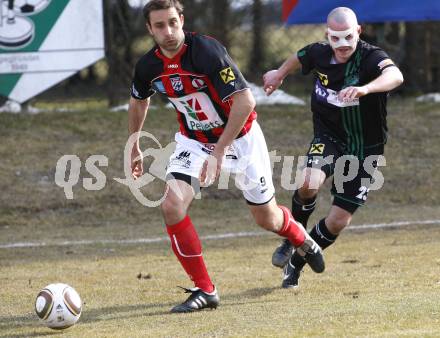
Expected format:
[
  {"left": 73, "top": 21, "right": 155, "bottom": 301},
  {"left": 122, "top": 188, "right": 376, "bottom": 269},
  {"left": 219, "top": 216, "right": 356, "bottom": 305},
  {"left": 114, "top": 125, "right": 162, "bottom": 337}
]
[
  {"left": 166, "top": 215, "right": 214, "bottom": 293},
  {"left": 277, "top": 205, "right": 306, "bottom": 247}
]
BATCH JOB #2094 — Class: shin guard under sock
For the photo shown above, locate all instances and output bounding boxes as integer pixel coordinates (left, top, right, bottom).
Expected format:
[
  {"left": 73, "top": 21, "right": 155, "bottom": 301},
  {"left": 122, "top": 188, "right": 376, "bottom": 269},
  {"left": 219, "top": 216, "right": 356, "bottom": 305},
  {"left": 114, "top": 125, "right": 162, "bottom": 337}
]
[{"left": 166, "top": 215, "right": 214, "bottom": 293}]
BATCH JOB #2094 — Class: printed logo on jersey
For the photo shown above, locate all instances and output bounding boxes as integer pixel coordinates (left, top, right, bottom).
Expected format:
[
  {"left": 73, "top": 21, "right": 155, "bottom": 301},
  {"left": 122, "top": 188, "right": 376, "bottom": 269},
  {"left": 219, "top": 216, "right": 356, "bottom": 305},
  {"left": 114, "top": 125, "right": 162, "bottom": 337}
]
[
  {"left": 219, "top": 67, "right": 236, "bottom": 84},
  {"left": 378, "top": 59, "right": 394, "bottom": 70},
  {"left": 170, "top": 76, "right": 183, "bottom": 91},
  {"left": 153, "top": 80, "right": 166, "bottom": 94},
  {"left": 168, "top": 92, "right": 224, "bottom": 131},
  {"left": 181, "top": 98, "right": 209, "bottom": 121},
  {"left": 317, "top": 71, "right": 329, "bottom": 86},
  {"left": 315, "top": 80, "right": 359, "bottom": 107},
  {"left": 192, "top": 78, "right": 206, "bottom": 90},
  {"left": 309, "top": 143, "right": 325, "bottom": 155},
  {"left": 315, "top": 80, "right": 329, "bottom": 99}
]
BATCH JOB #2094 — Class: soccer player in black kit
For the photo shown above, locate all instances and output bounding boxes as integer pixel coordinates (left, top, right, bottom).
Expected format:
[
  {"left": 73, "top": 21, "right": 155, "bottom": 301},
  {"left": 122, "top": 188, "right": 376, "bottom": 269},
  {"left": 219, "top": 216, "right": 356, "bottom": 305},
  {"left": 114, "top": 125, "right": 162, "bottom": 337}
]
[
  {"left": 128, "top": 0, "right": 324, "bottom": 313},
  {"left": 263, "top": 7, "right": 403, "bottom": 288}
]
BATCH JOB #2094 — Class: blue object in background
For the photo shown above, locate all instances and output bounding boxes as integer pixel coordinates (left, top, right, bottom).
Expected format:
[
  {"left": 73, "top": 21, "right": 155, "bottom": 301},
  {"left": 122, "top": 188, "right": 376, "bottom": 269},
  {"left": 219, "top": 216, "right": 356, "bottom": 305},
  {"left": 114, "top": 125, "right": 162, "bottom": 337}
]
[{"left": 283, "top": 0, "right": 440, "bottom": 24}]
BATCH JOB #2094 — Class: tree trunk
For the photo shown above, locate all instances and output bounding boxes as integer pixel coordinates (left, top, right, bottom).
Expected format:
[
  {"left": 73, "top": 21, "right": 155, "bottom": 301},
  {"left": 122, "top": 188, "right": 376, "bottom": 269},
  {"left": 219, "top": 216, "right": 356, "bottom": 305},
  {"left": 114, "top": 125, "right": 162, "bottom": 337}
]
[
  {"left": 210, "top": 0, "right": 229, "bottom": 47},
  {"left": 249, "top": 0, "right": 265, "bottom": 81},
  {"left": 402, "top": 22, "right": 439, "bottom": 92},
  {"left": 104, "top": 0, "right": 118, "bottom": 106}
]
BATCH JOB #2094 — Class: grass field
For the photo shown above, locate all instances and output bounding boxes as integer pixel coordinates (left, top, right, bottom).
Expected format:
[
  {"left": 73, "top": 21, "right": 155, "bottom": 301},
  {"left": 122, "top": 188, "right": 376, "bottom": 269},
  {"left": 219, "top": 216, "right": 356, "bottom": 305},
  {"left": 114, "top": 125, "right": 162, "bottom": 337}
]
[{"left": 0, "top": 97, "right": 439, "bottom": 337}]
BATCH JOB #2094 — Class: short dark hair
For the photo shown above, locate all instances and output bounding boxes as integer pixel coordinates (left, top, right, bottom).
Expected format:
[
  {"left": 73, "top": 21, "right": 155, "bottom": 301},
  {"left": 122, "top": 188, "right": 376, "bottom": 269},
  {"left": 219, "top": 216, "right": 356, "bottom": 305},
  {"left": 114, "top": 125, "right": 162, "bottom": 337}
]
[{"left": 143, "top": 0, "right": 184, "bottom": 24}]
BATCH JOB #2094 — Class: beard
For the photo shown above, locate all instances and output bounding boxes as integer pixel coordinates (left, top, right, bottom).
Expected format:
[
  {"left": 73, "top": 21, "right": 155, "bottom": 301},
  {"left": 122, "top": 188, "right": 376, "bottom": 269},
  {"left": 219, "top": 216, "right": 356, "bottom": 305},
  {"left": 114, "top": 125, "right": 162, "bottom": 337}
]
[
  {"left": 161, "top": 39, "right": 180, "bottom": 51},
  {"left": 155, "top": 32, "right": 184, "bottom": 54}
]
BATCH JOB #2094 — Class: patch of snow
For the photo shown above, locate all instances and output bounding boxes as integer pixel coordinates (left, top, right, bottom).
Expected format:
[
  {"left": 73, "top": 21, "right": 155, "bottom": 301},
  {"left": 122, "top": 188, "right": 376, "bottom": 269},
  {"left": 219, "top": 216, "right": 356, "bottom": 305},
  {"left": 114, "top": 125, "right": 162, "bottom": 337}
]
[
  {"left": 416, "top": 93, "right": 440, "bottom": 103},
  {"left": 114, "top": 84, "right": 304, "bottom": 109},
  {"left": 1, "top": 83, "right": 304, "bottom": 115},
  {"left": 248, "top": 83, "right": 305, "bottom": 106},
  {"left": 0, "top": 100, "right": 21, "bottom": 113},
  {"left": 110, "top": 104, "right": 129, "bottom": 112},
  {"left": 27, "top": 106, "right": 44, "bottom": 115},
  {"left": 110, "top": 104, "right": 160, "bottom": 112}
]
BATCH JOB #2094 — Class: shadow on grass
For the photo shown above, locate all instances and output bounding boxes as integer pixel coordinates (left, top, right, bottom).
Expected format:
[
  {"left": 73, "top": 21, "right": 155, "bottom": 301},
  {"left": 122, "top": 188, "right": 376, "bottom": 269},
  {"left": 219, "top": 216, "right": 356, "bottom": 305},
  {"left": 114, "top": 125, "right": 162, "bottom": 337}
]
[
  {"left": 0, "top": 301, "right": 172, "bottom": 330},
  {"left": 227, "top": 286, "right": 278, "bottom": 299},
  {"left": 0, "top": 286, "right": 280, "bottom": 334},
  {"left": 1, "top": 332, "right": 60, "bottom": 338},
  {"left": 0, "top": 314, "right": 61, "bottom": 337}
]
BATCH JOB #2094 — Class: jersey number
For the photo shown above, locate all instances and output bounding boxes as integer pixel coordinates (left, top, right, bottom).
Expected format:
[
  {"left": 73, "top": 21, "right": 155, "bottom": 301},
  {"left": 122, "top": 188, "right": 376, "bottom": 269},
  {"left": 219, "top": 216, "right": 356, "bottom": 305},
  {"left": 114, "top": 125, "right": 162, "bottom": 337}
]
[{"left": 356, "top": 186, "right": 370, "bottom": 201}]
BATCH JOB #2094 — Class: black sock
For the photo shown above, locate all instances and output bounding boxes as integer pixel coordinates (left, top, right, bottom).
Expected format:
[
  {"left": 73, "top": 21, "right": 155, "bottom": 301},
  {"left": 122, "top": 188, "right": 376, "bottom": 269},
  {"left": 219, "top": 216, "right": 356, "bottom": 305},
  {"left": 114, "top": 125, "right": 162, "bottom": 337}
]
[
  {"left": 291, "top": 190, "right": 316, "bottom": 230},
  {"left": 290, "top": 218, "right": 338, "bottom": 270},
  {"left": 290, "top": 251, "right": 307, "bottom": 270},
  {"left": 309, "top": 218, "right": 338, "bottom": 250}
]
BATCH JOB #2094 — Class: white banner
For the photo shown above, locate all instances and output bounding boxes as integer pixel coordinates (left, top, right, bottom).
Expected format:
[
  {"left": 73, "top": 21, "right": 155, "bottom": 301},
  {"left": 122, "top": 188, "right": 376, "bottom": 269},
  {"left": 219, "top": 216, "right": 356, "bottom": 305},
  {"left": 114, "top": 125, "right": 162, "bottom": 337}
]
[{"left": 0, "top": 0, "right": 105, "bottom": 103}]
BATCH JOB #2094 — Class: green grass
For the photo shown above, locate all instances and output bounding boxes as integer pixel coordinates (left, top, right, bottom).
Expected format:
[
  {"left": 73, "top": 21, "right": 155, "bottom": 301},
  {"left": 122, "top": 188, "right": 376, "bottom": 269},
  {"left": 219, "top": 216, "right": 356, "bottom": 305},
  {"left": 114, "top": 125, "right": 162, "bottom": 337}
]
[{"left": 0, "top": 97, "right": 439, "bottom": 336}]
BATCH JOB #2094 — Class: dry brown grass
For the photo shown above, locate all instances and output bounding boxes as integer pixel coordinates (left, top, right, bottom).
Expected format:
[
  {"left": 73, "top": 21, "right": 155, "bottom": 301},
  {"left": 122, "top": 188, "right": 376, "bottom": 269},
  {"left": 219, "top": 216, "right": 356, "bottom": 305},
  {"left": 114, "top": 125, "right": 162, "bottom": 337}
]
[
  {"left": 1, "top": 225, "right": 440, "bottom": 337},
  {"left": 0, "top": 97, "right": 439, "bottom": 336}
]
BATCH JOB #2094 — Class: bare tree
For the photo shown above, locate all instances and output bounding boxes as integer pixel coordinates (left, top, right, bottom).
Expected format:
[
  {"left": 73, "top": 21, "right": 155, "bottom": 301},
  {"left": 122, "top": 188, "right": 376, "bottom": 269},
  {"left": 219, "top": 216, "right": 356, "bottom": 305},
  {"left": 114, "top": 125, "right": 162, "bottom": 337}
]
[
  {"left": 402, "top": 22, "right": 440, "bottom": 92},
  {"left": 249, "top": 0, "right": 265, "bottom": 81},
  {"left": 209, "top": 0, "right": 230, "bottom": 47}
]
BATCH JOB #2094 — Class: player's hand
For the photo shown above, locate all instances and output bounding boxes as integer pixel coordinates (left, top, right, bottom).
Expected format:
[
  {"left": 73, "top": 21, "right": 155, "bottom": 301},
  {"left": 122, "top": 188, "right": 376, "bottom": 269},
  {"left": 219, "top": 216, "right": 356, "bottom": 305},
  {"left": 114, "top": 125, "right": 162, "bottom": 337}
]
[
  {"left": 338, "top": 86, "right": 370, "bottom": 101},
  {"left": 263, "top": 70, "right": 283, "bottom": 96},
  {"left": 199, "top": 149, "right": 224, "bottom": 187},
  {"left": 131, "top": 145, "right": 144, "bottom": 179}
]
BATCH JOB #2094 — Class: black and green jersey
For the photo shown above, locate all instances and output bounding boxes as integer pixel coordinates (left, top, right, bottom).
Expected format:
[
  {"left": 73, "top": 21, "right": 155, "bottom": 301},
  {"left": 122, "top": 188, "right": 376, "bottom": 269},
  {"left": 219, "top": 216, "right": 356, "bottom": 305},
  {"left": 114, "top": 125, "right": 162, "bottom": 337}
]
[{"left": 297, "top": 40, "right": 395, "bottom": 158}]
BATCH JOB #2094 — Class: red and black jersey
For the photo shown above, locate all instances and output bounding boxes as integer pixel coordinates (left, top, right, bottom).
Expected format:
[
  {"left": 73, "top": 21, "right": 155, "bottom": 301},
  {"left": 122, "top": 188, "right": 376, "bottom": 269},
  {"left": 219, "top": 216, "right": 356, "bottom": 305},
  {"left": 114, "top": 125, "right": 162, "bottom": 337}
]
[{"left": 131, "top": 31, "right": 256, "bottom": 143}]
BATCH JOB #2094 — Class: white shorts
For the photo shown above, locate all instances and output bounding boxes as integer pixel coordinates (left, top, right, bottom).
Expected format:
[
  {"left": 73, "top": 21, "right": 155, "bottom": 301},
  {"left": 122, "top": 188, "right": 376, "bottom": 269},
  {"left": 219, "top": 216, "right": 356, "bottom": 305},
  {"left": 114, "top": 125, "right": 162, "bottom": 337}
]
[{"left": 166, "top": 121, "right": 275, "bottom": 204}]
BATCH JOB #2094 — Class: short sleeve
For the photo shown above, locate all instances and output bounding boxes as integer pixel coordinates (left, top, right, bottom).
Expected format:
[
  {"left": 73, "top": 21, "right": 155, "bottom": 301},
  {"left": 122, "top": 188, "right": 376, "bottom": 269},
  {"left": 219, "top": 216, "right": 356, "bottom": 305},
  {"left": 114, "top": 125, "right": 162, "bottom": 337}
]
[
  {"left": 297, "top": 43, "right": 318, "bottom": 75},
  {"left": 131, "top": 60, "right": 155, "bottom": 100},
  {"left": 194, "top": 37, "right": 248, "bottom": 101},
  {"left": 363, "top": 49, "right": 396, "bottom": 79}
]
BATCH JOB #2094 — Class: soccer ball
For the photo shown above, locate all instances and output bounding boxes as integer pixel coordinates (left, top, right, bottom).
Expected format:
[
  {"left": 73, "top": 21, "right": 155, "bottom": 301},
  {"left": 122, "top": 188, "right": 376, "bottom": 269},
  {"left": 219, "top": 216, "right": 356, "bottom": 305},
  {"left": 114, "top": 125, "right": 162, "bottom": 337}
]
[
  {"left": 13, "top": 0, "right": 51, "bottom": 15},
  {"left": 34, "top": 283, "right": 82, "bottom": 330}
]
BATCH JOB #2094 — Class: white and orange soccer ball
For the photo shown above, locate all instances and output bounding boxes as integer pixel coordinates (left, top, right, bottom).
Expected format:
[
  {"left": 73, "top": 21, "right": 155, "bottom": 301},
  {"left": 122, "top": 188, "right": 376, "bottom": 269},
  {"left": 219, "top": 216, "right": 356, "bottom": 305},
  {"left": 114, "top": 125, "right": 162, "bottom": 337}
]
[{"left": 34, "top": 283, "right": 82, "bottom": 330}]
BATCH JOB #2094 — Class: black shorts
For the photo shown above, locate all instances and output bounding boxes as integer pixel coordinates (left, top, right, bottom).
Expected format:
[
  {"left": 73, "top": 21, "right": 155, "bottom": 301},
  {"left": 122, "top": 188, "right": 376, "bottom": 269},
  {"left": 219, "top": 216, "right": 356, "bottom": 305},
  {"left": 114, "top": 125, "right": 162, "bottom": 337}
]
[{"left": 305, "top": 134, "right": 381, "bottom": 214}]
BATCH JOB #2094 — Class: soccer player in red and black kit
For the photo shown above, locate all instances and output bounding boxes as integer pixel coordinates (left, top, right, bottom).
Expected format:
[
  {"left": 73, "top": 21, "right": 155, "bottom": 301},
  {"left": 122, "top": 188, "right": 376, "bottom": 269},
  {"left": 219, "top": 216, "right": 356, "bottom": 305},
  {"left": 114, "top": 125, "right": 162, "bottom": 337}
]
[
  {"left": 128, "top": 0, "right": 324, "bottom": 313},
  {"left": 263, "top": 7, "right": 403, "bottom": 288}
]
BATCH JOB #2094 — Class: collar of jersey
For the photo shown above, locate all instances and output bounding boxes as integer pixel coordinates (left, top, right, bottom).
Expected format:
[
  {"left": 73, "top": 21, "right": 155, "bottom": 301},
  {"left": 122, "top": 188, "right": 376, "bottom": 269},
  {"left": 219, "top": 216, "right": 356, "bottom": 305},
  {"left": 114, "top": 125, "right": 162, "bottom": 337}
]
[{"left": 155, "top": 43, "right": 188, "bottom": 64}]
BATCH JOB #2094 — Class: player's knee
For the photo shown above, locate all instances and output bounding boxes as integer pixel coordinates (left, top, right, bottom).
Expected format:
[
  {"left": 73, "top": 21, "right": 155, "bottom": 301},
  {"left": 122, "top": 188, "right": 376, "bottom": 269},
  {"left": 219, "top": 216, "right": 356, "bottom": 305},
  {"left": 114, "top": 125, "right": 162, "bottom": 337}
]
[
  {"left": 160, "top": 197, "right": 186, "bottom": 223},
  {"left": 252, "top": 210, "right": 279, "bottom": 231},
  {"left": 326, "top": 213, "right": 352, "bottom": 234},
  {"left": 298, "top": 184, "right": 319, "bottom": 200},
  {"left": 255, "top": 216, "right": 278, "bottom": 231},
  {"left": 299, "top": 168, "right": 325, "bottom": 196}
]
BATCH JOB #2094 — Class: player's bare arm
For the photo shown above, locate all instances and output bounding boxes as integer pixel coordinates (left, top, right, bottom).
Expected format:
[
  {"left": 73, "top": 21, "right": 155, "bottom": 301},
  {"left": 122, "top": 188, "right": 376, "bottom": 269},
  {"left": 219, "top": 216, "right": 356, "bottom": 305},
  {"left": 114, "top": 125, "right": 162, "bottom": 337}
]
[
  {"left": 199, "top": 89, "right": 255, "bottom": 185},
  {"left": 263, "top": 54, "right": 301, "bottom": 95},
  {"left": 339, "top": 61, "right": 404, "bottom": 100},
  {"left": 128, "top": 97, "right": 150, "bottom": 179}
]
